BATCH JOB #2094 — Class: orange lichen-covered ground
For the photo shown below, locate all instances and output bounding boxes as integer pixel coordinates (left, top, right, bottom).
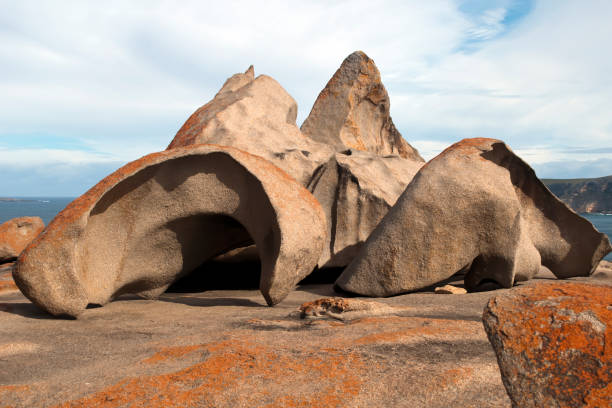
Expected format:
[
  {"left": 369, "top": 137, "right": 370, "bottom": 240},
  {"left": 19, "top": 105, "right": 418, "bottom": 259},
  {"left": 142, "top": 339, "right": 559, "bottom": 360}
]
[
  {"left": 483, "top": 281, "right": 612, "bottom": 408},
  {"left": 11, "top": 273, "right": 592, "bottom": 407},
  {"left": 56, "top": 339, "right": 364, "bottom": 408},
  {"left": 45, "top": 307, "right": 497, "bottom": 408}
]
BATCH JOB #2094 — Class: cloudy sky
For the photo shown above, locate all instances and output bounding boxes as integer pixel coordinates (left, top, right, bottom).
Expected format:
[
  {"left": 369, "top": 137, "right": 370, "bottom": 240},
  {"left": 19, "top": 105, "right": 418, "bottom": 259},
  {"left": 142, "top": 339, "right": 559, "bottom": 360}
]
[{"left": 1, "top": 0, "right": 611, "bottom": 196}]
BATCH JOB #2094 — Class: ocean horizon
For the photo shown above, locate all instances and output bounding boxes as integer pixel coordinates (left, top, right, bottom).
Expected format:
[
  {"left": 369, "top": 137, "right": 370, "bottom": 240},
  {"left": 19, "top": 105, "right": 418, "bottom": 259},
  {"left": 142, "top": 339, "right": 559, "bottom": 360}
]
[{"left": 1, "top": 196, "right": 611, "bottom": 261}]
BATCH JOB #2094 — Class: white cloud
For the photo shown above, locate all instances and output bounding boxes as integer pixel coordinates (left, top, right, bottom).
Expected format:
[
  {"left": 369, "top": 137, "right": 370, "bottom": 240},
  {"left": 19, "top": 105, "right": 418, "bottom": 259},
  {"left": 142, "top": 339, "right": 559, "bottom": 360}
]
[
  {"left": 390, "top": 0, "right": 612, "bottom": 154},
  {"left": 0, "top": 148, "right": 120, "bottom": 166},
  {"left": 466, "top": 7, "right": 508, "bottom": 40},
  {"left": 0, "top": 0, "right": 611, "bottom": 196},
  {"left": 410, "top": 140, "right": 453, "bottom": 161}
]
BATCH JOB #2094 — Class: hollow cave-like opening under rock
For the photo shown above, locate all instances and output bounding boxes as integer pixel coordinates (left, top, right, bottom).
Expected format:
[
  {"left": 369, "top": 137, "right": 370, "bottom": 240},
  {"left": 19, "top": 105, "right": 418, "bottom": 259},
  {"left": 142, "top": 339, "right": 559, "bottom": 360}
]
[
  {"left": 167, "top": 253, "right": 263, "bottom": 292},
  {"left": 162, "top": 211, "right": 341, "bottom": 293},
  {"left": 166, "top": 256, "right": 346, "bottom": 292},
  {"left": 162, "top": 213, "right": 259, "bottom": 292}
]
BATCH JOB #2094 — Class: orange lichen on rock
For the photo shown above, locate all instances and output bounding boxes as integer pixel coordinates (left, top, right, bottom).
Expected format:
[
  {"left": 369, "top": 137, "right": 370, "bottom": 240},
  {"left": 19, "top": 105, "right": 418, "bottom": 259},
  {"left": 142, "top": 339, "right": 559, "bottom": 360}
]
[
  {"left": 483, "top": 282, "right": 612, "bottom": 408},
  {"left": 352, "top": 317, "right": 471, "bottom": 345},
  {"left": 142, "top": 345, "right": 205, "bottom": 364},
  {"left": 0, "top": 217, "right": 44, "bottom": 262},
  {"left": 434, "top": 368, "right": 474, "bottom": 389},
  {"left": 55, "top": 338, "right": 365, "bottom": 408},
  {"left": 0, "top": 384, "right": 30, "bottom": 408},
  {"left": 298, "top": 297, "right": 353, "bottom": 317},
  {"left": 0, "top": 385, "right": 29, "bottom": 397}
]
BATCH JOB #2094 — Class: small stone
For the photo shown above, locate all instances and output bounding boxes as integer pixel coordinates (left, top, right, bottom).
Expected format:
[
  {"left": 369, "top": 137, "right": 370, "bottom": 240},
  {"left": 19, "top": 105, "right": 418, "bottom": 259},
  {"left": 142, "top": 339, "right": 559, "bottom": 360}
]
[{"left": 434, "top": 285, "right": 467, "bottom": 294}]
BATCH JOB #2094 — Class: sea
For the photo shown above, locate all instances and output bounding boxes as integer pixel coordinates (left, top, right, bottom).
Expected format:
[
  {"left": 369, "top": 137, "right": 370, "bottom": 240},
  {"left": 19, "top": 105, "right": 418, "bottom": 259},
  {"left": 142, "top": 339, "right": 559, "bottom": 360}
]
[{"left": 1, "top": 197, "right": 611, "bottom": 261}]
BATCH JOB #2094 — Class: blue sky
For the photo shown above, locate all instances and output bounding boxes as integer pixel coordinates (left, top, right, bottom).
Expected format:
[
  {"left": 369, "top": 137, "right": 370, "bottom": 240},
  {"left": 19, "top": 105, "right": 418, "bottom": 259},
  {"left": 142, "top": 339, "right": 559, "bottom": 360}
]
[{"left": 1, "top": 0, "right": 611, "bottom": 196}]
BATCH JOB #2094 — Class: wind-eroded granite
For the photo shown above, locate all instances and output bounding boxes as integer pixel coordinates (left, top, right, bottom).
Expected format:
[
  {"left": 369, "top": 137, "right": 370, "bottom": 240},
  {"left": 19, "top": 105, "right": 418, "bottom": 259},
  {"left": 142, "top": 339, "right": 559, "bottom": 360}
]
[
  {"left": 167, "top": 66, "right": 334, "bottom": 186},
  {"left": 483, "top": 281, "right": 612, "bottom": 408},
  {"left": 13, "top": 145, "right": 326, "bottom": 317},
  {"left": 308, "top": 149, "right": 423, "bottom": 267},
  {"left": 336, "top": 138, "right": 612, "bottom": 297},
  {"left": 301, "top": 51, "right": 423, "bottom": 162}
]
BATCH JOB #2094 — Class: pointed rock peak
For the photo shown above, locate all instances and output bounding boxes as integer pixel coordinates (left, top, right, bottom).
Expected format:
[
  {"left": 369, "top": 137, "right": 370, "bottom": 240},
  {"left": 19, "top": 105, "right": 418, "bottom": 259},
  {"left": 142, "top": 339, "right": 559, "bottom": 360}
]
[
  {"left": 302, "top": 51, "right": 423, "bottom": 162},
  {"left": 217, "top": 65, "right": 256, "bottom": 96},
  {"left": 338, "top": 50, "right": 378, "bottom": 81}
]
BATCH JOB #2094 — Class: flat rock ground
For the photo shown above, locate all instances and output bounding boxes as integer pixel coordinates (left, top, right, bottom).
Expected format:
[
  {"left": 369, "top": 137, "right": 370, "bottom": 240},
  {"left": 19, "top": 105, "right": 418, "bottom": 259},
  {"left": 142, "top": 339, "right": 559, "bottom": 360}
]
[{"left": 0, "top": 262, "right": 610, "bottom": 408}]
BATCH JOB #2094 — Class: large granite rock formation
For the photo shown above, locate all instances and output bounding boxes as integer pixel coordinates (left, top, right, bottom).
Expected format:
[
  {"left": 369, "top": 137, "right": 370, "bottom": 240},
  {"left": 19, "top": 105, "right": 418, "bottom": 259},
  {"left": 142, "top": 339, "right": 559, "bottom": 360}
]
[
  {"left": 301, "top": 51, "right": 423, "bottom": 162},
  {"left": 167, "top": 66, "right": 334, "bottom": 185},
  {"left": 301, "top": 51, "right": 424, "bottom": 268},
  {"left": 14, "top": 145, "right": 326, "bottom": 317},
  {"left": 483, "top": 282, "right": 612, "bottom": 407},
  {"left": 543, "top": 175, "right": 612, "bottom": 214},
  {"left": 308, "top": 149, "right": 422, "bottom": 267},
  {"left": 336, "top": 138, "right": 612, "bottom": 296},
  {"left": 0, "top": 217, "right": 44, "bottom": 263},
  {"left": 167, "top": 57, "right": 425, "bottom": 270}
]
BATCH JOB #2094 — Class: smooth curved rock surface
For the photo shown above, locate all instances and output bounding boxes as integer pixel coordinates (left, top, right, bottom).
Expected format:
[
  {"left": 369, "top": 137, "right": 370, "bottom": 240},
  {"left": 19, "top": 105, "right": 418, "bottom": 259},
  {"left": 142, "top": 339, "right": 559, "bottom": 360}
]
[
  {"left": 301, "top": 51, "right": 423, "bottom": 162},
  {"left": 0, "top": 217, "right": 44, "bottom": 263},
  {"left": 14, "top": 145, "right": 326, "bottom": 317},
  {"left": 308, "top": 149, "right": 422, "bottom": 267},
  {"left": 483, "top": 282, "right": 612, "bottom": 408},
  {"left": 336, "top": 138, "right": 612, "bottom": 296},
  {"left": 167, "top": 66, "right": 334, "bottom": 185}
]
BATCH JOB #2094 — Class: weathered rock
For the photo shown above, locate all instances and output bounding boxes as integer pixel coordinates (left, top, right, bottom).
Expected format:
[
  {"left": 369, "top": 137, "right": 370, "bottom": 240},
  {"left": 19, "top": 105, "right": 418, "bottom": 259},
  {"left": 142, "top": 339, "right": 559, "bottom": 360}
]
[
  {"left": 298, "top": 296, "right": 407, "bottom": 321},
  {"left": 482, "top": 282, "right": 612, "bottom": 408},
  {"left": 14, "top": 145, "right": 326, "bottom": 317},
  {"left": 308, "top": 149, "right": 422, "bottom": 267},
  {"left": 595, "top": 259, "right": 612, "bottom": 278},
  {"left": 0, "top": 217, "right": 44, "bottom": 263},
  {"left": 0, "top": 262, "right": 17, "bottom": 293},
  {"left": 434, "top": 285, "right": 467, "bottom": 295},
  {"left": 336, "top": 138, "right": 612, "bottom": 296},
  {"left": 167, "top": 66, "right": 334, "bottom": 185},
  {"left": 301, "top": 51, "right": 423, "bottom": 162}
]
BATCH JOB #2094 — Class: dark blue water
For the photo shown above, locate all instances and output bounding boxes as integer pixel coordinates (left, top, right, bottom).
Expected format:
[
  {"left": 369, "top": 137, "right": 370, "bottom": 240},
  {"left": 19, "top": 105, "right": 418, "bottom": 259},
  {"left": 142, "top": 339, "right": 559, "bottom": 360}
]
[
  {"left": 1, "top": 197, "right": 611, "bottom": 261},
  {"left": 582, "top": 213, "right": 612, "bottom": 261},
  {"left": 0, "top": 197, "right": 75, "bottom": 225}
]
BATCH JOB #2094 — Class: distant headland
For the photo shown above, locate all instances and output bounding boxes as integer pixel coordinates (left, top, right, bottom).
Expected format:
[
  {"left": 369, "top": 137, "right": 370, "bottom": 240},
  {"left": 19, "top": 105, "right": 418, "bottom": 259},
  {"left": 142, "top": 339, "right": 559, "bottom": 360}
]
[
  {"left": 543, "top": 175, "right": 612, "bottom": 214},
  {"left": 0, "top": 198, "right": 34, "bottom": 202}
]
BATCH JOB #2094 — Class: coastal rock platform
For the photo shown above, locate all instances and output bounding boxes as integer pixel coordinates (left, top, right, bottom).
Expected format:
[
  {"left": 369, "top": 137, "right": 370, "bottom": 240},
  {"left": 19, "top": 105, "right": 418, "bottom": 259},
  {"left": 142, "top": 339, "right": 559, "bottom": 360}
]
[{"left": 1, "top": 264, "right": 610, "bottom": 407}]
